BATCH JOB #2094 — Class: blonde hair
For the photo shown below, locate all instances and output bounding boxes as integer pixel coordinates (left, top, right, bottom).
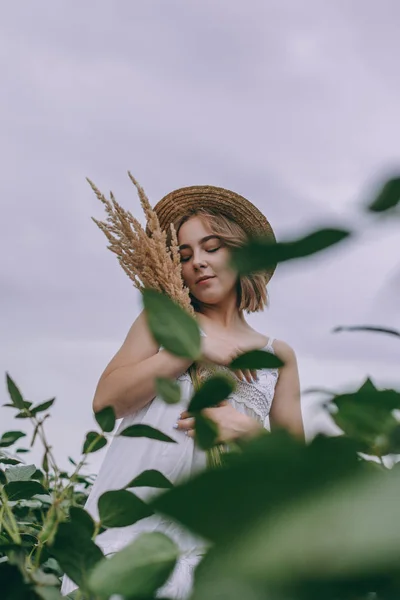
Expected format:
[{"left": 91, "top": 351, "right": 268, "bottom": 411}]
[{"left": 171, "top": 208, "right": 269, "bottom": 313}]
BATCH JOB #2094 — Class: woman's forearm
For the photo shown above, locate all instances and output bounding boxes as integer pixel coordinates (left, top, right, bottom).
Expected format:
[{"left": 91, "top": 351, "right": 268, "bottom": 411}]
[{"left": 93, "top": 350, "right": 193, "bottom": 419}]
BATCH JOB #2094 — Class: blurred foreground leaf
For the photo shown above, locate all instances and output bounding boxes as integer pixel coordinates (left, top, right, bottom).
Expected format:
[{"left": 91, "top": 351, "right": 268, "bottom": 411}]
[
  {"left": 327, "top": 385, "right": 400, "bottom": 456},
  {"left": 0, "top": 562, "right": 31, "bottom": 600},
  {"left": 69, "top": 506, "right": 96, "bottom": 537},
  {"left": 230, "top": 349, "right": 284, "bottom": 370},
  {"left": 98, "top": 489, "right": 153, "bottom": 528},
  {"left": 367, "top": 176, "right": 400, "bottom": 212},
  {"left": 231, "top": 228, "right": 351, "bottom": 274},
  {"left": 155, "top": 377, "right": 182, "bottom": 404},
  {"left": 94, "top": 405, "right": 116, "bottom": 433},
  {"left": 143, "top": 289, "right": 201, "bottom": 359},
  {"left": 333, "top": 324, "right": 400, "bottom": 338},
  {"left": 195, "top": 414, "right": 219, "bottom": 450},
  {"left": 152, "top": 431, "right": 362, "bottom": 544},
  {"left": 193, "top": 465, "right": 400, "bottom": 598},
  {"left": 51, "top": 521, "right": 104, "bottom": 592},
  {"left": 88, "top": 532, "right": 179, "bottom": 599},
  {"left": 125, "top": 469, "right": 174, "bottom": 490},
  {"left": 188, "top": 375, "right": 235, "bottom": 412},
  {"left": 82, "top": 432, "right": 107, "bottom": 454}
]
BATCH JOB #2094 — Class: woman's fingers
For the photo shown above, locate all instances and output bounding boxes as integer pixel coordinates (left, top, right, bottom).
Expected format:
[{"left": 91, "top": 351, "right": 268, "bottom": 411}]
[
  {"left": 233, "top": 369, "right": 258, "bottom": 383},
  {"left": 243, "top": 369, "right": 255, "bottom": 383},
  {"left": 234, "top": 369, "right": 245, "bottom": 381},
  {"left": 251, "top": 369, "right": 259, "bottom": 382},
  {"left": 174, "top": 416, "right": 195, "bottom": 431}
]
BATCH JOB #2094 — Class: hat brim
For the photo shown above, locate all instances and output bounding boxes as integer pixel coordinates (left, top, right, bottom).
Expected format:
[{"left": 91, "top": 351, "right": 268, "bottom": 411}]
[{"left": 149, "top": 185, "right": 276, "bottom": 283}]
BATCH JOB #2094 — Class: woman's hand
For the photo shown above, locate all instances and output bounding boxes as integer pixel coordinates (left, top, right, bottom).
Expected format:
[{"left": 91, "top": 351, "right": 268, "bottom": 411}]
[
  {"left": 175, "top": 401, "right": 263, "bottom": 443},
  {"left": 200, "top": 336, "right": 258, "bottom": 384}
]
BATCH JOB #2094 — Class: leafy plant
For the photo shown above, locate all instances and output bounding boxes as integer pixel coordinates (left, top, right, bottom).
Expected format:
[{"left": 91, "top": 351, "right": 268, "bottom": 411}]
[{"left": 1, "top": 174, "right": 399, "bottom": 599}]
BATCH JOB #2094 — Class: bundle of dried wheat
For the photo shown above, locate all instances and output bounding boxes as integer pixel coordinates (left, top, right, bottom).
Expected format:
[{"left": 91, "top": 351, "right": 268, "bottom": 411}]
[{"left": 87, "top": 172, "right": 194, "bottom": 315}]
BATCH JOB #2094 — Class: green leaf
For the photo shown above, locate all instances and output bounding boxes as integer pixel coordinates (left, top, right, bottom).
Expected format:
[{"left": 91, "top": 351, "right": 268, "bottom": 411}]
[
  {"left": 0, "top": 452, "right": 21, "bottom": 465},
  {"left": 119, "top": 424, "right": 177, "bottom": 444},
  {"left": 98, "top": 489, "right": 153, "bottom": 528},
  {"left": 5, "top": 463, "right": 37, "bottom": 482},
  {"left": 0, "top": 562, "right": 28, "bottom": 600},
  {"left": 357, "top": 377, "right": 378, "bottom": 394},
  {"left": 30, "top": 398, "right": 56, "bottom": 416},
  {"left": 50, "top": 521, "right": 104, "bottom": 592},
  {"left": 32, "top": 468, "right": 45, "bottom": 481},
  {"left": 4, "top": 480, "right": 47, "bottom": 500},
  {"left": 14, "top": 411, "right": 31, "bottom": 419},
  {"left": 40, "top": 557, "right": 63, "bottom": 576},
  {"left": 31, "top": 569, "right": 60, "bottom": 586},
  {"left": 64, "top": 592, "right": 83, "bottom": 600},
  {"left": 88, "top": 532, "right": 179, "bottom": 599},
  {"left": 143, "top": 288, "right": 201, "bottom": 359},
  {"left": 302, "top": 386, "right": 337, "bottom": 396},
  {"left": 2, "top": 400, "right": 32, "bottom": 409},
  {"left": 34, "top": 585, "right": 64, "bottom": 600},
  {"left": 82, "top": 431, "right": 107, "bottom": 454},
  {"left": 6, "top": 374, "right": 26, "bottom": 410},
  {"left": 0, "top": 469, "right": 6, "bottom": 485},
  {"left": 94, "top": 405, "right": 116, "bottom": 433},
  {"left": 229, "top": 349, "right": 284, "bottom": 370},
  {"left": 195, "top": 414, "right": 219, "bottom": 450},
  {"left": 367, "top": 176, "right": 400, "bottom": 212},
  {"left": 152, "top": 432, "right": 362, "bottom": 544},
  {"left": 155, "top": 377, "right": 182, "bottom": 404},
  {"left": 231, "top": 228, "right": 351, "bottom": 274},
  {"left": 327, "top": 388, "right": 400, "bottom": 455},
  {"left": 188, "top": 375, "right": 235, "bottom": 412},
  {"left": 386, "top": 424, "right": 400, "bottom": 454},
  {"left": 0, "top": 430, "right": 27, "bottom": 448},
  {"left": 69, "top": 506, "right": 96, "bottom": 537},
  {"left": 125, "top": 469, "right": 174, "bottom": 490},
  {"left": 195, "top": 464, "right": 400, "bottom": 592},
  {"left": 333, "top": 324, "right": 400, "bottom": 338}
]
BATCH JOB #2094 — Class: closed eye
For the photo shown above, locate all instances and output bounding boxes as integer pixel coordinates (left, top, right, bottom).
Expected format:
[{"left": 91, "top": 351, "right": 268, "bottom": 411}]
[{"left": 180, "top": 246, "right": 221, "bottom": 262}]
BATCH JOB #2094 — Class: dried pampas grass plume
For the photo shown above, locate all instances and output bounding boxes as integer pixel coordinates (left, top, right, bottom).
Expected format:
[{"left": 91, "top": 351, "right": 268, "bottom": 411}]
[{"left": 87, "top": 172, "right": 194, "bottom": 315}]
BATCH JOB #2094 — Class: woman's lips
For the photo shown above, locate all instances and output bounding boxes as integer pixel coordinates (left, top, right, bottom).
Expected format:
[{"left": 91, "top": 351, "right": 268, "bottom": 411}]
[{"left": 196, "top": 276, "right": 215, "bottom": 285}]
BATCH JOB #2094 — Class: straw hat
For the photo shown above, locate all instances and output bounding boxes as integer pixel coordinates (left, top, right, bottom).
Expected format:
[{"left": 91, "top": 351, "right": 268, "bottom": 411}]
[{"left": 149, "top": 184, "right": 277, "bottom": 282}]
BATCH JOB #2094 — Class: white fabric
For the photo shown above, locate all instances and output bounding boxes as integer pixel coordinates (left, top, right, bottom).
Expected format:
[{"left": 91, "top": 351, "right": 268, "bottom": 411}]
[{"left": 61, "top": 338, "right": 279, "bottom": 599}]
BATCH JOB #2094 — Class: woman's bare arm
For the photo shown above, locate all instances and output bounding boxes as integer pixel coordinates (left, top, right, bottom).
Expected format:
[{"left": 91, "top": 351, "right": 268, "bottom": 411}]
[
  {"left": 269, "top": 340, "right": 305, "bottom": 442},
  {"left": 92, "top": 311, "right": 193, "bottom": 419}
]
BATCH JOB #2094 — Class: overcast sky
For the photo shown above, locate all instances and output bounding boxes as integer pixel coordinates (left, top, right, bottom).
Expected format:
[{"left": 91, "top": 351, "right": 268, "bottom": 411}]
[{"left": 1, "top": 1, "right": 399, "bottom": 473}]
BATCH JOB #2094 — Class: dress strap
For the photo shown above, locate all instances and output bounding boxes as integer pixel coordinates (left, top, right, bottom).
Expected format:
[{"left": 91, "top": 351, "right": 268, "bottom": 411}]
[{"left": 265, "top": 336, "right": 275, "bottom": 351}]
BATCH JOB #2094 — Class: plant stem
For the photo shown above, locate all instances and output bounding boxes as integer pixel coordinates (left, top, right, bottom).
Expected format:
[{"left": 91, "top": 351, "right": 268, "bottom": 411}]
[{"left": 0, "top": 488, "right": 21, "bottom": 544}]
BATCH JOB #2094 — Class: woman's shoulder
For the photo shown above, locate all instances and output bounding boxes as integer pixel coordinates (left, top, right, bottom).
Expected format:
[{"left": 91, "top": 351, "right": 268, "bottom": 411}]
[{"left": 271, "top": 338, "right": 297, "bottom": 363}]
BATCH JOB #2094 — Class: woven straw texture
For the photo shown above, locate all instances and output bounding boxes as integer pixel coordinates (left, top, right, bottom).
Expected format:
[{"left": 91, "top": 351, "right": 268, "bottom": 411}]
[{"left": 149, "top": 184, "right": 276, "bottom": 282}]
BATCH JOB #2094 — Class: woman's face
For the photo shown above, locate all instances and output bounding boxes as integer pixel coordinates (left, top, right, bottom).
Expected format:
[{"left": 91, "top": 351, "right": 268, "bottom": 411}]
[{"left": 177, "top": 216, "right": 238, "bottom": 306}]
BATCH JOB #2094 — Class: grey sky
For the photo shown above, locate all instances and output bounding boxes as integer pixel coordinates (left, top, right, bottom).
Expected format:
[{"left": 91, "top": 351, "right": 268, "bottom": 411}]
[{"left": 1, "top": 1, "right": 399, "bottom": 472}]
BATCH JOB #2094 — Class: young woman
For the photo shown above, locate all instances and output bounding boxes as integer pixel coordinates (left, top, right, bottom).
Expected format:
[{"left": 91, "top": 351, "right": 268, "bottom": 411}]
[{"left": 61, "top": 185, "right": 304, "bottom": 599}]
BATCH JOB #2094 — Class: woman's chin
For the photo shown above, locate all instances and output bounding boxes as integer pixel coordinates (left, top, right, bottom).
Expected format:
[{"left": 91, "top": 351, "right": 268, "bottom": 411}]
[{"left": 193, "top": 291, "right": 224, "bottom": 305}]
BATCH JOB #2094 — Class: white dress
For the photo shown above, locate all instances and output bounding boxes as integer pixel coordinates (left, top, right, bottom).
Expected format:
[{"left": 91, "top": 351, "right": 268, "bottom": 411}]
[{"left": 61, "top": 337, "right": 279, "bottom": 599}]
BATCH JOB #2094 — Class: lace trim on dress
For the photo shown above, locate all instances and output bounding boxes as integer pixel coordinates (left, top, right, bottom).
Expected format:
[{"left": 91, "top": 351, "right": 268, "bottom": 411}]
[{"left": 178, "top": 337, "right": 279, "bottom": 422}]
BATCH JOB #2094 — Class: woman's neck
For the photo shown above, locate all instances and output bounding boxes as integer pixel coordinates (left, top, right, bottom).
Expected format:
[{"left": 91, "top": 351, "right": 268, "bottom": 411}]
[{"left": 196, "top": 295, "right": 246, "bottom": 332}]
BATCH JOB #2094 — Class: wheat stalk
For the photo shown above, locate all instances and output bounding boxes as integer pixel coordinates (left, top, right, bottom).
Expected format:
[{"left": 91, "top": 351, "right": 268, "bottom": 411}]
[{"left": 87, "top": 173, "right": 194, "bottom": 315}]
